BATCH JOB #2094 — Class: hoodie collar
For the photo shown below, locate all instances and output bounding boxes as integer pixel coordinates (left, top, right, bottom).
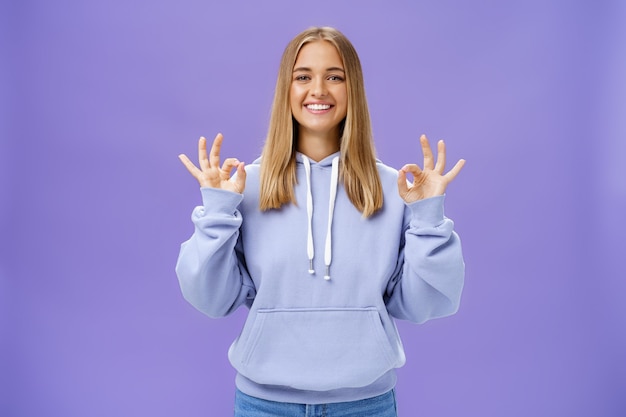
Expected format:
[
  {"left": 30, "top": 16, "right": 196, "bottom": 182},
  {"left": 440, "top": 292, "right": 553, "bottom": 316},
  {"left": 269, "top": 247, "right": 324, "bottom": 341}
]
[{"left": 295, "top": 151, "right": 341, "bottom": 167}]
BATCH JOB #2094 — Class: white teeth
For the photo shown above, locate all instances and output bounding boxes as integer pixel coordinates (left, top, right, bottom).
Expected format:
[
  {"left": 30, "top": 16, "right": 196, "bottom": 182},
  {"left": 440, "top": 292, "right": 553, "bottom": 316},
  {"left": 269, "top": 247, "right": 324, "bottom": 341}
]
[{"left": 306, "top": 104, "right": 331, "bottom": 110}]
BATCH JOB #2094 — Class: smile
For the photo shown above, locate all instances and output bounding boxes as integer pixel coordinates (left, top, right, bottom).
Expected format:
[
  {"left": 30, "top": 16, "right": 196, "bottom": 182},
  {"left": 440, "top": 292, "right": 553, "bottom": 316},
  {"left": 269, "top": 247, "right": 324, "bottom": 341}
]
[{"left": 306, "top": 104, "right": 332, "bottom": 111}]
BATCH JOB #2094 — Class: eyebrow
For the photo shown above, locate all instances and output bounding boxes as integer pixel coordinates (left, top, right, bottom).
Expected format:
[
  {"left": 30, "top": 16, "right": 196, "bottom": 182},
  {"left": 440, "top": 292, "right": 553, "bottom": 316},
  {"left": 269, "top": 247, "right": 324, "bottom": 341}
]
[{"left": 293, "top": 66, "right": 345, "bottom": 73}]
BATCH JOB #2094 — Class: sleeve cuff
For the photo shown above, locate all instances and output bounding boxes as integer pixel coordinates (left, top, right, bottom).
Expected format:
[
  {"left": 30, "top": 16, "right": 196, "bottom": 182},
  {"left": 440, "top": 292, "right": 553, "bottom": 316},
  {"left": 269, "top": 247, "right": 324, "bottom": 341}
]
[
  {"left": 199, "top": 187, "right": 244, "bottom": 215},
  {"left": 406, "top": 194, "right": 445, "bottom": 228}
]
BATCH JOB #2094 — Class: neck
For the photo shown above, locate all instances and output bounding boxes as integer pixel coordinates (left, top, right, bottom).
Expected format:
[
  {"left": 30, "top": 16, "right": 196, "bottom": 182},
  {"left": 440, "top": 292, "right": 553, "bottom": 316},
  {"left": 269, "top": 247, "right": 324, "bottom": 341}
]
[{"left": 296, "top": 129, "right": 341, "bottom": 162}]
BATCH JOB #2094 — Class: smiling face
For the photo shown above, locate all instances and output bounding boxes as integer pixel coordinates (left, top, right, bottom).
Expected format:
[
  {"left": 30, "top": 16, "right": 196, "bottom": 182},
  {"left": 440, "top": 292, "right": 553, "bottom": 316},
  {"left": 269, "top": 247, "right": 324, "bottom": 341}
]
[{"left": 290, "top": 40, "right": 348, "bottom": 148}]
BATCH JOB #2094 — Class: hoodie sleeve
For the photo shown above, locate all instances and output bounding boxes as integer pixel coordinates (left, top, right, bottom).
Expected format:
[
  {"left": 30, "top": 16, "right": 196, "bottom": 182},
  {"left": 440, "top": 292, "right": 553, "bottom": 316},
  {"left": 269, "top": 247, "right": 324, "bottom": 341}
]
[
  {"left": 175, "top": 187, "right": 256, "bottom": 318},
  {"left": 385, "top": 195, "right": 464, "bottom": 324}
]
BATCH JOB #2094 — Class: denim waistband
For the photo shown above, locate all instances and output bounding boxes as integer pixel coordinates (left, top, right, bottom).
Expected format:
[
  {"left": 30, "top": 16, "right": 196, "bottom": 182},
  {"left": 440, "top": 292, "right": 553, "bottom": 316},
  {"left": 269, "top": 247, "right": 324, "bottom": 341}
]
[{"left": 234, "top": 388, "right": 398, "bottom": 417}]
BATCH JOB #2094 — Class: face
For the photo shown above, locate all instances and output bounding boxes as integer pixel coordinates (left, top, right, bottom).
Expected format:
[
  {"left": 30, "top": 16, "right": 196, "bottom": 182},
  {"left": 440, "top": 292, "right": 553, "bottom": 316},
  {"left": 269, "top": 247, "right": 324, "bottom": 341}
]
[{"left": 290, "top": 40, "right": 348, "bottom": 142}]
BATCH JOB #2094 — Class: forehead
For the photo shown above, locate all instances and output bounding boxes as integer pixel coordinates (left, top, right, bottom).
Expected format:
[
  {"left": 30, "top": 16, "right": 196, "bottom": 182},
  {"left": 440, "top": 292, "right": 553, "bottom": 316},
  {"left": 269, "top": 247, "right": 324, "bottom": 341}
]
[{"left": 294, "top": 40, "right": 343, "bottom": 68}]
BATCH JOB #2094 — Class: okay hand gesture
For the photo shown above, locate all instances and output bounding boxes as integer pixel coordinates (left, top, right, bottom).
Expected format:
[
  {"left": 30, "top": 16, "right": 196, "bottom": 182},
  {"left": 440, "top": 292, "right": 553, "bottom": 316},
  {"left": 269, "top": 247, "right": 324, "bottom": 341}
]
[
  {"left": 178, "top": 133, "right": 246, "bottom": 194},
  {"left": 397, "top": 134, "right": 465, "bottom": 203}
]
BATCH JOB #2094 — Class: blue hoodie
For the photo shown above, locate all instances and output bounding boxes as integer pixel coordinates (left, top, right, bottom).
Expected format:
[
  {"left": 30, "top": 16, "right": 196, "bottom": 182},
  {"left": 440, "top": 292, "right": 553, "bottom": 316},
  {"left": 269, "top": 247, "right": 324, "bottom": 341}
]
[{"left": 175, "top": 151, "right": 464, "bottom": 404}]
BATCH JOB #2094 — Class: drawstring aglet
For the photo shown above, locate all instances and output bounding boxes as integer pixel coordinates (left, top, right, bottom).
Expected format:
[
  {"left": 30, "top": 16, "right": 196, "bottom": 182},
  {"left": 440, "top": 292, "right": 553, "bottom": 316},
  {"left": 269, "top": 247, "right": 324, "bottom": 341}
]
[
  {"left": 324, "top": 266, "right": 331, "bottom": 281},
  {"left": 308, "top": 260, "right": 315, "bottom": 275}
]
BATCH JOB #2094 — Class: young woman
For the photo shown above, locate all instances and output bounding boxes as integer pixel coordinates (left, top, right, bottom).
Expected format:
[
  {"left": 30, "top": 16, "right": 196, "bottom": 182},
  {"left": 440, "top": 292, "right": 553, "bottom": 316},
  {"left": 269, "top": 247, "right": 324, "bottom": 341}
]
[{"left": 176, "top": 26, "right": 465, "bottom": 417}]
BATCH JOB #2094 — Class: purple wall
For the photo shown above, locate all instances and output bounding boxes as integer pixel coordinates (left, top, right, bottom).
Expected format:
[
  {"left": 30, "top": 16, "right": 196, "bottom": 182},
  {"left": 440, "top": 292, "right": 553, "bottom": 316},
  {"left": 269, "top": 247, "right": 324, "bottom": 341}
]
[{"left": 2, "top": 0, "right": 625, "bottom": 416}]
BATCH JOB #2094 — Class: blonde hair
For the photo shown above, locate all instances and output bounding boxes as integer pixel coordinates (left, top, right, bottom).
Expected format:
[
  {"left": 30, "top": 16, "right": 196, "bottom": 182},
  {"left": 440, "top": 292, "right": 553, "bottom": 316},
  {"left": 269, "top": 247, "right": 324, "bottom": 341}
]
[{"left": 259, "top": 27, "right": 383, "bottom": 217}]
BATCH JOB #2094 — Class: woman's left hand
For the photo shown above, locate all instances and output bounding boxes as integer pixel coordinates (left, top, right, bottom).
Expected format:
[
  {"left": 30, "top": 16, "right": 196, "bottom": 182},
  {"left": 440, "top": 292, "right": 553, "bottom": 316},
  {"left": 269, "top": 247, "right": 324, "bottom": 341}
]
[{"left": 397, "top": 134, "right": 465, "bottom": 203}]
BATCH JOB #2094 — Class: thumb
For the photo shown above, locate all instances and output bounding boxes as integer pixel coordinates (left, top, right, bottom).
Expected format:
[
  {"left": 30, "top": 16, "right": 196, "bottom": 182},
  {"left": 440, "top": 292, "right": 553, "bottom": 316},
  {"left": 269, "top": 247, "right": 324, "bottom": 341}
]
[
  {"left": 234, "top": 162, "right": 247, "bottom": 193},
  {"left": 397, "top": 168, "right": 409, "bottom": 195}
]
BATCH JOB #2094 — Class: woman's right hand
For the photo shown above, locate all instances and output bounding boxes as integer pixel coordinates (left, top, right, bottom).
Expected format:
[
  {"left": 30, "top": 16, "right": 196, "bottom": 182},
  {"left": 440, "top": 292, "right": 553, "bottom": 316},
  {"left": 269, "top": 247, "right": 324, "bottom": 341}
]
[{"left": 178, "top": 133, "right": 246, "bottom": 193}]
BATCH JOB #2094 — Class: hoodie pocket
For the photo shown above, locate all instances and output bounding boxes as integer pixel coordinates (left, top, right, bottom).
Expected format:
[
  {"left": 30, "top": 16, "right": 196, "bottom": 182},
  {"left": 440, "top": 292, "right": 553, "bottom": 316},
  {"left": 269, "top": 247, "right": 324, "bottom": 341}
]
[{"left": 229, "top": 307, "right": 400, "bottom": 391}]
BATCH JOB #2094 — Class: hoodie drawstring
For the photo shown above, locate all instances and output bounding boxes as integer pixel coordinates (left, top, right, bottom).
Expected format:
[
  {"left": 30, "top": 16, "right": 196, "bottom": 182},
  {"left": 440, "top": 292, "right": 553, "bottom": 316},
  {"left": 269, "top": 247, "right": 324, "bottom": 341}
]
[
  {"left": 303, "top": 156, "right": 315, "bottom": 274},
  {"left": 324, "top": 157, "right": 339, "bottom": 280},
  {"left": 302, "top": 155, "right": 340, "bottom": 281}
]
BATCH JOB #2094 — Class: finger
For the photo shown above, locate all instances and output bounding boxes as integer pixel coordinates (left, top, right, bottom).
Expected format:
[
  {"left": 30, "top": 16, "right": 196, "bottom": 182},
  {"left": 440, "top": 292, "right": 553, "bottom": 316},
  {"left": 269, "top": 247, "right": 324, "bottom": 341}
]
[
  {"left": 443, "top": 159, "right": 466, "bottom": 182},
  {"left": 434, "top": 140, "right": 446, "bottom": 174},
  {"left": 198, "top": 137, "right": 210, "bottom": 171},
  {"left": 178, "top": 153, "right": 202, "bottom": 178},
  {"left": 233, "top": 162, "right": 247, "bottom": 193},
  {"left": 209, "top": 133, "right": 224, "bottom": 169},
  {"left": 220, "top": 157, "right": 241, "bottom": 180},
  {"left": 400, "top": 163, "right": 423, "bottom": 181},
  {"left": 420, "top": 135, "right": 435, "bottom": 171}
]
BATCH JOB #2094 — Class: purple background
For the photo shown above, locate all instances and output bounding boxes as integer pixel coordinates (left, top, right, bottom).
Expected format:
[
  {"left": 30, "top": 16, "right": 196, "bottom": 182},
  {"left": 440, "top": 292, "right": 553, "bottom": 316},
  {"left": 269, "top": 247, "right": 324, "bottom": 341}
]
[{"left": 2, "top": 0, "right": 625, "bottom": 416}]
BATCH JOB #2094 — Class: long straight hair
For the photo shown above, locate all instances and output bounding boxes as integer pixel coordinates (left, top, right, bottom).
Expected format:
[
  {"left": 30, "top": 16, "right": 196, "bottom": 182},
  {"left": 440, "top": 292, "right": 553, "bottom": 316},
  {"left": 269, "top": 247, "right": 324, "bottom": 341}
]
[{"left": 259, "top": 27, "right": 383, "bottom": 217}]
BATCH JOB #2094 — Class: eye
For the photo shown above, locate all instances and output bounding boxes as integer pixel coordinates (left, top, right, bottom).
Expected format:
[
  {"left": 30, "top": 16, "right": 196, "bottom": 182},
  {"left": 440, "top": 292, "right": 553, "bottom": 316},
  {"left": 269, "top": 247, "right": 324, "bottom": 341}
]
[
  {"left": 328, "top": 75, "right": 344, "bottom": 82},
  {"left": 294, "top": 74, "right": 311, "bottom": 81}
]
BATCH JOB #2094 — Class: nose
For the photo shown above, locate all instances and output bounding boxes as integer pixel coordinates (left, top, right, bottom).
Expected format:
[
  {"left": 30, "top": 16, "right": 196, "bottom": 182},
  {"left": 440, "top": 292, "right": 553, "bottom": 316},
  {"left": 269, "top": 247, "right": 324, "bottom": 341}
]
[{"left": 311, "top": 78, "right": 327, "bottom": 97}]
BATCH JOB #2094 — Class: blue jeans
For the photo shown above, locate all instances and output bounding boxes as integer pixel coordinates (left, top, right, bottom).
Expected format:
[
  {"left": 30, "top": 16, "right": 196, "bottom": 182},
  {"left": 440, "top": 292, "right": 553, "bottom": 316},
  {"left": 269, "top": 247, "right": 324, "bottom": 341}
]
[{"left": 234, "top": 388, "right": 398, "bottom": 417}]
